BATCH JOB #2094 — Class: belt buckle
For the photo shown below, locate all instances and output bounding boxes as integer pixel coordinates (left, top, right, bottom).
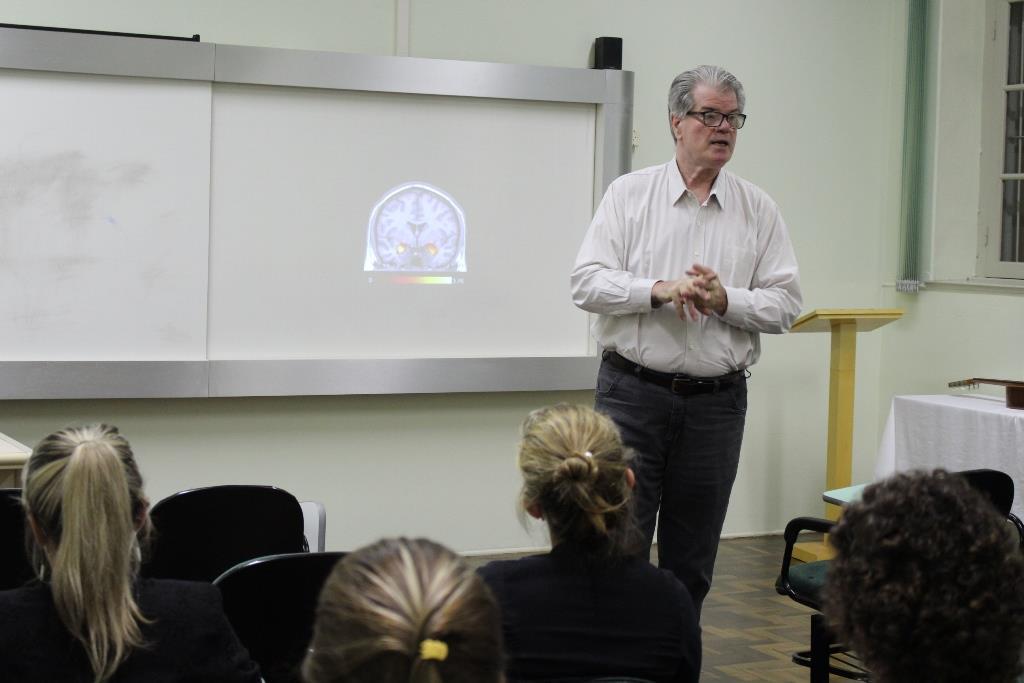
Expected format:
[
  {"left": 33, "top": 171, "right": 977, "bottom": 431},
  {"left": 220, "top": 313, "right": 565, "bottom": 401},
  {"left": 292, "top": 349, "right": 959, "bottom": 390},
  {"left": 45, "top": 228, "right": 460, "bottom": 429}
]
[{"left": 671, "top": 375, "right": 719, "bottom": 394}]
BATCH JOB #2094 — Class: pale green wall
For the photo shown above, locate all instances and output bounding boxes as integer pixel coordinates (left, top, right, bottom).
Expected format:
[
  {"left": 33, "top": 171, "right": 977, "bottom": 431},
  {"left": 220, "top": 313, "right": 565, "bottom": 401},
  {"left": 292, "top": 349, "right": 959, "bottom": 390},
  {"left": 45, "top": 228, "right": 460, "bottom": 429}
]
[
  {"left": 880, "top": 284, "right": 1024, "bottom": 410},
  {"left": 0, "top": 393, "right": 574, "bottom": 552},
  {"left": 921, "top": 0, "right": 986, "bottom": 281},
  {"left": 878, "top": 0, "right": 1024, "bottom": 435},
  {"left": 0, "top": 1, "right": 917, "bottom": 552},
  {"left": 0, "top": 1, "right": 397, "bottom": 54}
]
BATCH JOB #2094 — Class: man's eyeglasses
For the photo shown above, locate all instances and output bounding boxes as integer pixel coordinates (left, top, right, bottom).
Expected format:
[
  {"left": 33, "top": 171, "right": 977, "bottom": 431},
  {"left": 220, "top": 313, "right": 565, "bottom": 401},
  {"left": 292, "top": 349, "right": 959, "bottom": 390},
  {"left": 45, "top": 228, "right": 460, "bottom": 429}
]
[{"left": 685, "top": 110, "right": 747, "bottom": 130}]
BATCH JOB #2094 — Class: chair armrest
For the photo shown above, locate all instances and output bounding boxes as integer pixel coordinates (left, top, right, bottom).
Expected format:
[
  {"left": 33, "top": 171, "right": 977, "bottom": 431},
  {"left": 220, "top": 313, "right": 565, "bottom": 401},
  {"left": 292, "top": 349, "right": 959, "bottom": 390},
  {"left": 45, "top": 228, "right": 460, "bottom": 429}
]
[
  {"left": 776, "top": 516, "right": 835, "bottom": 599},
  {"left": 1009, "top": 512, "right": 1024, "bottom": 549},
  {"left": 782, "top": 516, "right": 835, "bottom": 544}
]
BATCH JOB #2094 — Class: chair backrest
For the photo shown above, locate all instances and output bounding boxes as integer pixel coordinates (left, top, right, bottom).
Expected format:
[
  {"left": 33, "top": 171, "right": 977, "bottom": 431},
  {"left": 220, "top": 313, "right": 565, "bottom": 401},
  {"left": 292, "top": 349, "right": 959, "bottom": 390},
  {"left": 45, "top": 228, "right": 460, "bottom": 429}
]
[
  {"left": 143, "top": 485, "right": 307, "bottom": 583},
  {"left": 214, "top": 551, "right": 346, "bottom": 683},
  {"left": 299, "top": 500, "right": 326, "bottom": 553},
  {"left": 957, "top": 469, "right": 1013, "bottom": 516},
  {"left": 956, "top": 468, "right": 1024, "bottom": 545},
  {"left": 0, "top": 488, "right": 34, "bottom": 590}
]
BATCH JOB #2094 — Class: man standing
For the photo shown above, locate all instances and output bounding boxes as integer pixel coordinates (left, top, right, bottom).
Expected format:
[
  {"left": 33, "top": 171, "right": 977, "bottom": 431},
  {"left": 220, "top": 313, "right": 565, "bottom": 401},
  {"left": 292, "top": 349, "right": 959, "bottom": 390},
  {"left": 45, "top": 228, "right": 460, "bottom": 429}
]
[{"left": 571, "top": 65, "right": 801, "bottom": 614}]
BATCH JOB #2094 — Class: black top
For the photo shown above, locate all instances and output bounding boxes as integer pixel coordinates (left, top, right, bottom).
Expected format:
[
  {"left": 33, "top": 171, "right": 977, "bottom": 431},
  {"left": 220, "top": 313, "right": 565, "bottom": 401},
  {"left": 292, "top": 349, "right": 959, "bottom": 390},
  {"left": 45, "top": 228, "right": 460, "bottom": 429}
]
[
  {"left": 478, "top": 543, "right": 701, "bottom": 682},
  {"left": 0, "top": 578, "right": 261, "bottom": 682}
]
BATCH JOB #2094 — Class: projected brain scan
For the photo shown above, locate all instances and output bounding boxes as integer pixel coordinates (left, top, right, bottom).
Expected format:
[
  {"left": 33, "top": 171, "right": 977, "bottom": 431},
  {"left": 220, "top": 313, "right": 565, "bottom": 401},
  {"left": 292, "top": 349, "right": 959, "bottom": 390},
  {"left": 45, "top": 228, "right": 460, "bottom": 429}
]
[{"left": 364, "top": 182, "right": 466, "bottom": 274}]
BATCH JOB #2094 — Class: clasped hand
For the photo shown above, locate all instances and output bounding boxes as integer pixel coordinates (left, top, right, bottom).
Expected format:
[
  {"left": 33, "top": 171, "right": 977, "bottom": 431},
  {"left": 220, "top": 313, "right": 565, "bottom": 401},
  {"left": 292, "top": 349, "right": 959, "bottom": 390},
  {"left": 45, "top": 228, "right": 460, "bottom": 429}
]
[{"left": 651, "top": 264, "right": 727, "bottom": 321}]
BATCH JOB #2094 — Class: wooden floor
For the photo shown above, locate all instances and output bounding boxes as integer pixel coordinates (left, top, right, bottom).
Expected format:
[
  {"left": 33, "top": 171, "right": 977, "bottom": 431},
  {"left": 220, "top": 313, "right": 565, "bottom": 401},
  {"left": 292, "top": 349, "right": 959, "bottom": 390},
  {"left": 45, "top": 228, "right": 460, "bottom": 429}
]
[
  {"left": 471, "top": 534, "right": 847, "bottom": 682},
  {"left": 696, "top": 535, "right": 826, "bottom": 681}
]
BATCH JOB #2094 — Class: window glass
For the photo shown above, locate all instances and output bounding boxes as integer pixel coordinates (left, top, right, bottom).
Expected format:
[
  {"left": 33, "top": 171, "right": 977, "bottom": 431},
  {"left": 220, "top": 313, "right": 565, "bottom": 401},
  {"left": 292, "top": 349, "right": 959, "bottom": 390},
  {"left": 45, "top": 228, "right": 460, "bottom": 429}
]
[{"left": 1000, "top": 2, "right": 1024, "bottom": 264}]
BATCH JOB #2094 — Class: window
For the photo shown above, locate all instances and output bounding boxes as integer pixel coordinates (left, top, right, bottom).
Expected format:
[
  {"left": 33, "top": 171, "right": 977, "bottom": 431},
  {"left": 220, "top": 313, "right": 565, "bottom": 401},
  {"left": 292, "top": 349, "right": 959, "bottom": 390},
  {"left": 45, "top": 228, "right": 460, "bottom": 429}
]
[
  {"left": 981, "top": 0, "right": 1024, "bottom": 279},
  {"left": 1001, "top": 2, "right": 1024, "bottom": 264}
]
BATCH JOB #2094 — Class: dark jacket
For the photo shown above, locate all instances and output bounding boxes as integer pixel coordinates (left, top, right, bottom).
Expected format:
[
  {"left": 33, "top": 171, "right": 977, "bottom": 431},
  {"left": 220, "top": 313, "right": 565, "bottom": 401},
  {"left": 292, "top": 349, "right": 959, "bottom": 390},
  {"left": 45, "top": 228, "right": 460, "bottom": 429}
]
[
  {"left": 479, "top": 543, "right": 701, "bottom": 683},
  {"left": 0, "top": 578, "right": 261, "bottom": 682}
]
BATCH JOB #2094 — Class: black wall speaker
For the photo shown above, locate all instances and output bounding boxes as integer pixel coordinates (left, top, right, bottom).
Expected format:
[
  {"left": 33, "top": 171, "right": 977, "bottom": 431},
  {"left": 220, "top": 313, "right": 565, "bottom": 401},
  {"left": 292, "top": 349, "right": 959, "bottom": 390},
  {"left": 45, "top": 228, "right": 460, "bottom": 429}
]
[{"left": 593, "top": 37, "right": 623, "bottom": 70}]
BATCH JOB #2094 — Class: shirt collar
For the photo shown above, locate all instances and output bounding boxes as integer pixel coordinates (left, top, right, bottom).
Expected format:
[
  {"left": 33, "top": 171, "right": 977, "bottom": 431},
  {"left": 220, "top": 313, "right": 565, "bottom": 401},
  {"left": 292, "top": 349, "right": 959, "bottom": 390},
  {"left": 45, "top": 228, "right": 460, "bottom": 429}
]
[{"left": 667, "top": 160, "right": 728, "bottom": 209}]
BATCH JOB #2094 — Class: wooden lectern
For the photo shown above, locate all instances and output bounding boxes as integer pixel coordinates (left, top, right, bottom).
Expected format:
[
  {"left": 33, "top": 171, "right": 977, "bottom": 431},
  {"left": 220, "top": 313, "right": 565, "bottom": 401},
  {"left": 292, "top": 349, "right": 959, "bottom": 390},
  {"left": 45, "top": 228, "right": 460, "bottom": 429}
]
[
  {"left": 790, "top": 308, "right": 903, "bottom": 562},
  {"left": 0, "top": 432, "right": 31, "bottom": 488}
]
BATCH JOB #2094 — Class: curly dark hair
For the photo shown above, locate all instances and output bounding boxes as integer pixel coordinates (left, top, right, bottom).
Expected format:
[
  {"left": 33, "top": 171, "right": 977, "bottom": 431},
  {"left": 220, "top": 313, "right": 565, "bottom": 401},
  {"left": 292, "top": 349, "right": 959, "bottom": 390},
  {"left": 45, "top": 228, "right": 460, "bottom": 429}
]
[{"left": 822, "top": 470, "right": 1024, "bottom": 683}]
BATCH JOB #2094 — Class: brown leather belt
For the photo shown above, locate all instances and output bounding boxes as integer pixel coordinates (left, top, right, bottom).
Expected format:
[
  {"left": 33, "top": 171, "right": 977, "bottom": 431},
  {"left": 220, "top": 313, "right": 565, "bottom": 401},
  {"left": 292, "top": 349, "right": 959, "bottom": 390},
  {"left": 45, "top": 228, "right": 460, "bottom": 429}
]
[{"left": 602, "top": 351, "right": 746, "bottom": 396}]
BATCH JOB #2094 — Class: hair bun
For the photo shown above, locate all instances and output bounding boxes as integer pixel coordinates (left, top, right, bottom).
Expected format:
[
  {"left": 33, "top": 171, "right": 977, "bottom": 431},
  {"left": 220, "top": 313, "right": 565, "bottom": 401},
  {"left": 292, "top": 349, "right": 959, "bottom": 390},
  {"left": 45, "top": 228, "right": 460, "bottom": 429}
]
[{"left": 555, "top": 453, "right": 596, "bottom": 483}]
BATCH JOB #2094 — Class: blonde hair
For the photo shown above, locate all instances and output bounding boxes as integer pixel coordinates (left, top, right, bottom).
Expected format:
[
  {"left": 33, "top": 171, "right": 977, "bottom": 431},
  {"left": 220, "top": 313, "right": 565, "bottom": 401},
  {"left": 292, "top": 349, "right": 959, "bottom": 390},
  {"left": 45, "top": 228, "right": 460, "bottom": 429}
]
[
  {"left": 23, "top": 424, "right": 150, "bottom": 683},
  {"left": 302, "top": 538, "right": 503, "bottom": 683},
  {"left": 518, "top": 404, "right": 638, "bottom": 557}
]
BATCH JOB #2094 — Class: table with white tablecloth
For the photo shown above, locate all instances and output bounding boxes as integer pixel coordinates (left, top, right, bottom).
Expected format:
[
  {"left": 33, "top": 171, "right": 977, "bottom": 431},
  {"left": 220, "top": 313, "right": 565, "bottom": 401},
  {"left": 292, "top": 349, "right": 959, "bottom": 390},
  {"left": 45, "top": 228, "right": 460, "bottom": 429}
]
[{"left": 875, "top": 394, "right": 1024, "bottom": 518}]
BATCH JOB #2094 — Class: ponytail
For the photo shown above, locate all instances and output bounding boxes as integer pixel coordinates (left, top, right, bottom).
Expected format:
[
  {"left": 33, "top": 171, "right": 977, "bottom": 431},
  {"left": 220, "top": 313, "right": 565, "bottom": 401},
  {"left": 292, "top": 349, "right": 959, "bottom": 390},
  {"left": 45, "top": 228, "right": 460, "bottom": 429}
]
[
  {"left": 303, "top": 538, "right": 503, "bottom": 683},
  {"left": 24, "top": 425, "right": 149, "bottom": 682}
]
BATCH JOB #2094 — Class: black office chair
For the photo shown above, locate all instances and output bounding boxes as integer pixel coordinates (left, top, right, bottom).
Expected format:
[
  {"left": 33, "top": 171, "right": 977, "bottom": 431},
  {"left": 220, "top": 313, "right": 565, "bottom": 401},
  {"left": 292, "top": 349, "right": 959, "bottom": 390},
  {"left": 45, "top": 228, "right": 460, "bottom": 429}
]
[
  {"left": 143, "top": 485, "right": 308, "bottom": 583},
  {"left": 958, "top": 469, "right": 1024, "bottom": 545},
  {"left": 776, "top": 515, "right": 866, "bottom": 682},
  {"left": 0, "top": 489, "right": 34, "bottom": 590},
  {"left": 776, "top": 468, "right": 1024, "bottom": 682},
  {"left": 214, "top": 551, "right": 346, "bottom": 683}
]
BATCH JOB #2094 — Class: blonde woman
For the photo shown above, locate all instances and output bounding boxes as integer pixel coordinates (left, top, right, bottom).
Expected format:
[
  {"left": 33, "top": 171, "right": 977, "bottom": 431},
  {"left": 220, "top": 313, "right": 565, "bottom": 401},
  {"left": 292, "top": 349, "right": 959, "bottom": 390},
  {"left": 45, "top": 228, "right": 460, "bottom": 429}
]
[
  {"left": 303, "top": 537, "right": 503, "bottom": 683},
  {"left": 479, "top": 404, "right": 700, "bottom": 682},
  {"left": 0, "top": 425, "right": 260, "bottom": 683}
]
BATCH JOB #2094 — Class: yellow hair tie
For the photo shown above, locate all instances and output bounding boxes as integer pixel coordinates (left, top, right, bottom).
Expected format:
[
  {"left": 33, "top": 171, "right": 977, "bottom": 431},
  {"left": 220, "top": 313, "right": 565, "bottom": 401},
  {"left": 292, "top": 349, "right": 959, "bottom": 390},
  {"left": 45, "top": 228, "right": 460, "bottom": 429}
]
[{"left": 419, "top": 638, "right": 448, "bottom": 662}]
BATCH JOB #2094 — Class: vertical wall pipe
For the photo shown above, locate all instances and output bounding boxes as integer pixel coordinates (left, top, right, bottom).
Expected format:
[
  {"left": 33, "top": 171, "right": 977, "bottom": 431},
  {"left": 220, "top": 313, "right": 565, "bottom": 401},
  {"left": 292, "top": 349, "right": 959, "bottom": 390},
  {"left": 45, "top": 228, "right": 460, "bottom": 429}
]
[{"left": 897, "top": 0, "right": 929, "bottom": 293}]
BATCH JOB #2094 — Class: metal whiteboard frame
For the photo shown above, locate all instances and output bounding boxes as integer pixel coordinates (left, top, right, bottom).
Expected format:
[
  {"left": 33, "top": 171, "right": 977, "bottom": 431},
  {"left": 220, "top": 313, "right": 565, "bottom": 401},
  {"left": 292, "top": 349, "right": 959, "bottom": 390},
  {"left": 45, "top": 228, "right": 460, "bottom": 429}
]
[{"left": 0, "top": 26, "right": 631, "bottom": 399}]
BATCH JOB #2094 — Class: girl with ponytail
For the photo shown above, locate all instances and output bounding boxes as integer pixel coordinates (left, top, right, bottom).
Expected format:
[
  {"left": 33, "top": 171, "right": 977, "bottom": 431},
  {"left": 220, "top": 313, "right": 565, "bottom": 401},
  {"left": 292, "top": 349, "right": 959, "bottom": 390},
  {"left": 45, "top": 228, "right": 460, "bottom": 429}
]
[
  {"left": 0, "top": 424, "right": 260, "bottom": 683},
  {"left": 479, "top": 404, "right": 701, "bottom": 682},
  {"left": 302, "top": 537, "right": 503, "bottom": 683}
]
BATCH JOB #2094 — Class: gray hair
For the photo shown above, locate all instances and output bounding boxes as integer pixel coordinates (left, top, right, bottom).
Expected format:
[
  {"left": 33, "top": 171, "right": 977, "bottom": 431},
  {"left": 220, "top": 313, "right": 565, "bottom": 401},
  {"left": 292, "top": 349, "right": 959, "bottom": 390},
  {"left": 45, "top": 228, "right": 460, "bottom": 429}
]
[{"left": 667, "top": 65, "right": 746, "bottom": 140}]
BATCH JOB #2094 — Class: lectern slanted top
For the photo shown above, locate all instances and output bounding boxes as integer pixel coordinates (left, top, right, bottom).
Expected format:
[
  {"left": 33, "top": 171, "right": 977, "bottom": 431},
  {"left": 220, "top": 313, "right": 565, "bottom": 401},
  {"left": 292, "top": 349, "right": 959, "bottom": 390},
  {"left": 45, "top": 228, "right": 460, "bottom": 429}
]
[{"left": 790, "top": 308, "right": 904, "bottom": 334}]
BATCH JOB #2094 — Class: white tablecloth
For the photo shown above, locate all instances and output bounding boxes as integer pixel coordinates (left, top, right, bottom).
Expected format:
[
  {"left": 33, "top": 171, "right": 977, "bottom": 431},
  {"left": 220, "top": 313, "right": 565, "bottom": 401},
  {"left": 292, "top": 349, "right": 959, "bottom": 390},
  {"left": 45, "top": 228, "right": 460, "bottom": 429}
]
[{"left": 875, "top": 394, "right": 1024, "bottom": 517}]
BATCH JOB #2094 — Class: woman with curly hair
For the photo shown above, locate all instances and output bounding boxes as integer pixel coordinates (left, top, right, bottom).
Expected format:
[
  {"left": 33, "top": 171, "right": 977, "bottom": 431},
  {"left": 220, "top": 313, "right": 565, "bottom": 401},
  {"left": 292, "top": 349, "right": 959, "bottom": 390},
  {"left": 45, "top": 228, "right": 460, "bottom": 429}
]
[
  {"left": 823, "top": 469, "right": 1024, "bottom": 683},
  {"left": 478, "top": 403, "right": 700, "bottom": 682},
  {"left": 0, "top": 424, "right": 260, "bottom": 683},
  {"left": 302, "top": 537, "right": 503, "bottom": 683}
]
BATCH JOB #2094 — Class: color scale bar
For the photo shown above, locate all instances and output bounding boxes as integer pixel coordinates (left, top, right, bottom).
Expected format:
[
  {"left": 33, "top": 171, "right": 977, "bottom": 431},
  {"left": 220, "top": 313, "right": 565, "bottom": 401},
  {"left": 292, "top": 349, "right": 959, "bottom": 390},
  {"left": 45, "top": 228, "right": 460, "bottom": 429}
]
[{"left": 387, "top": 275, "right": 453, "bottom": 285}]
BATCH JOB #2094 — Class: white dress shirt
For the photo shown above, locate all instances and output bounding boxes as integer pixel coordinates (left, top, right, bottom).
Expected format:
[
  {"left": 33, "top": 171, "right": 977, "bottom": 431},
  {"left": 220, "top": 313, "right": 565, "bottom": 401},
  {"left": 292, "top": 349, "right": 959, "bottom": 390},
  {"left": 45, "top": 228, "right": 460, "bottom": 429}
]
[{"left": 571, "top": 160, "right": 802, "bottom": 376}]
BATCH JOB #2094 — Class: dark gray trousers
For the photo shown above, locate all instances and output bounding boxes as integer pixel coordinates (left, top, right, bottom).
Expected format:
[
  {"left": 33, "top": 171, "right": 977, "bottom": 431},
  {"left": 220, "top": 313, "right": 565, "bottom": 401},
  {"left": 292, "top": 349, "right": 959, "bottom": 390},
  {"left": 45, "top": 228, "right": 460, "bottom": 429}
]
[{"left": 595, "top": 358, "right": 747, "bottom": 616}]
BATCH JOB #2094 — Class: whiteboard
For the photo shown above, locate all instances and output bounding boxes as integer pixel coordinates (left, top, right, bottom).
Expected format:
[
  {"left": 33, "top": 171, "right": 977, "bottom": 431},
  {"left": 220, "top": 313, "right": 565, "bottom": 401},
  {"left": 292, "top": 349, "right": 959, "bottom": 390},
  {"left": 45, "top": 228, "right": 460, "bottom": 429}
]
[
  {"left": 0, "top": 28, "right": 633, "bottom": 397},
  {"left": 0, "top": 70, "right": 211, "bottom": 361},
  {"left": 207, "top": 85, "right": 596, "bottom": 359}
]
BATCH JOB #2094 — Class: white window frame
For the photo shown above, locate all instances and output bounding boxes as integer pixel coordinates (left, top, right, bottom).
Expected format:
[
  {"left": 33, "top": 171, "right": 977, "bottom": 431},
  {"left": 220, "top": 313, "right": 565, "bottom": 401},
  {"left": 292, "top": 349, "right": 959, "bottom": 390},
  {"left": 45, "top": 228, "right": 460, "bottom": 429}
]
[{"left": 978, "top": 0, "right": 1024, "bottom": 279}]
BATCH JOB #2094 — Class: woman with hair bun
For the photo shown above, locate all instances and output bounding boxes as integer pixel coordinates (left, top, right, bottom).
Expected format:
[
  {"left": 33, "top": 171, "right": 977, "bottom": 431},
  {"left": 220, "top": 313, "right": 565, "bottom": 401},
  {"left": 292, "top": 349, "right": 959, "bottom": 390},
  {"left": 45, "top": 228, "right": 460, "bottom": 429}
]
[
  {"left": 302, "top": 537, "right": 504, "bottom": 683},
  {"left": 479, "top": 404, "right": 700, "bottom": 682},
  {"left": 0, "top": 424, "right": 260, "bottom": 683}
]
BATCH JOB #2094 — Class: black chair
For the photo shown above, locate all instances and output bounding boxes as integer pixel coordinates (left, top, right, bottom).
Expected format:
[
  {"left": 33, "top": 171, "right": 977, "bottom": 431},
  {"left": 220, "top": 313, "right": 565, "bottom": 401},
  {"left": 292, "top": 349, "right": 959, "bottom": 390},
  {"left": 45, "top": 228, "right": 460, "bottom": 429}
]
[
  {"left": 959, "top": 469, "right": 1024, "bottom": 544},
  {"left": 777, "top": 516, "right": 866, "bottom": 682},
  {"left": 214, "top": 551, "right": 346, "bottom": 683},
  {"left": 143, "top": 485, "right": 307, "bottom": 583},
  {"left": 776, "top": 468, "right": 1024, "bottom": 682},
  {"left": 0, "top": 489, "right": 34, "bottom": 590}
]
